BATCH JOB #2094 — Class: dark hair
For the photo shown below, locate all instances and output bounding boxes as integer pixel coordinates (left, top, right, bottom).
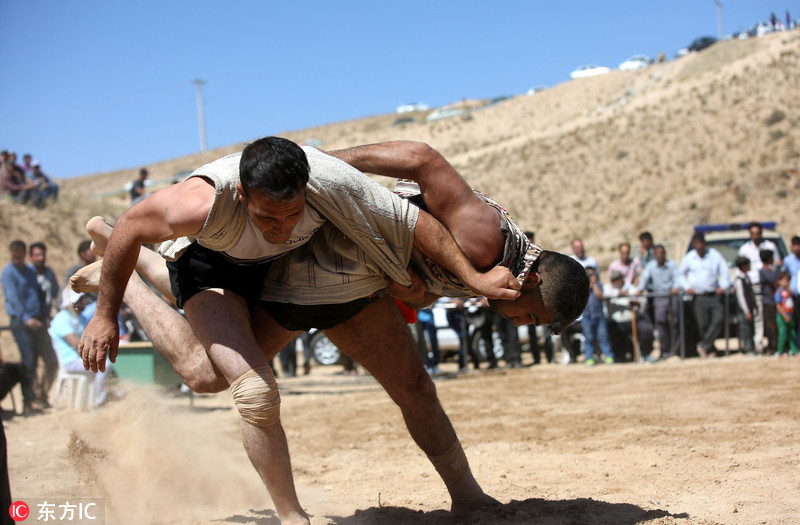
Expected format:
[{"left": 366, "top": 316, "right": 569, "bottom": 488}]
[
  {"left": 778, "top": 270, "right": 791, "bottom": 281},
  {"left": 791, "top": 236, "right": 800, "bottom": 246},
  {"left": 77, "top": 240, "right": 92, "bottom": 255},
  {"left": 691, "top": 232, "right": 706, "bottom": 245},
  {"left": 759, "top": 249, "right": 774, "bottom": 264},
  {"left": 748, "top": 221, "right": 762, "bottom": 232},
  {"left": 29, "top": 242, "right": 46, "bottom": 255},
  {"left": 735, "top": 256, "right": 750, "bottom": 270},
  {"left": 537, "top": 251, "right": 590, "bottom": 335},
  {"left": 9, "top": 239, "right": 25, "bottom": 252},
  {"left": 239, "top": 136, "right": 310, "bottom": 200},
  {"left": 524, "top": 231, "right": 535, "bottom": 241},
  {"left": 639, "top": 231, "right": 653, "bottom": 242},
  {"left": 654, "top": 244, "right": 666, "bottom": 252}
]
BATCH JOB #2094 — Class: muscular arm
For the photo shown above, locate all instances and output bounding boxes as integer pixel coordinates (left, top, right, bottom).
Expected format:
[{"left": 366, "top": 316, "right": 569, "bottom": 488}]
[
  {"left": 413, "top": 210, "right": 520, "bottom": 301},
  {"left": 328, "top": 141, "right": 504, "bottom": 271},
  {"left": 79, "top": 177, "right": 214, "bottom": 372}
]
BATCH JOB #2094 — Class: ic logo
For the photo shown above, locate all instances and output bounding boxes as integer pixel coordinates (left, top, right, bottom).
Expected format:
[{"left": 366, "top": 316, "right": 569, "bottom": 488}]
[{"left": 9, "top": 501, "right": 29, "bottom": 522}]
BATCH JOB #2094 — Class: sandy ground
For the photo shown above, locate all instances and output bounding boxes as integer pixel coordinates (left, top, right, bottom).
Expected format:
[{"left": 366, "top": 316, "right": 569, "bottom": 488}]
[{"left": 4, "top": 351, "right": 799, "bottom": 525}]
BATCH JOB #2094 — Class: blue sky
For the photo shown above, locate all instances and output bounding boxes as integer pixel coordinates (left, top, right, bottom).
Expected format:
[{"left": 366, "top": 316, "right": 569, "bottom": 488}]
[{"left": 1, "top": 1, "right": 795, "bottom": 179}]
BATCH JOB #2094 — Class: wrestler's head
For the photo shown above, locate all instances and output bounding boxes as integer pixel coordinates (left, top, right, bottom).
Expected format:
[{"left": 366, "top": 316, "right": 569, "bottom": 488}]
[
  {"left": 488, "top": 251, "right": 589, "bottom": 335},
  {"left": 238, "top": 136, "right": 311, "bottom": 243}
]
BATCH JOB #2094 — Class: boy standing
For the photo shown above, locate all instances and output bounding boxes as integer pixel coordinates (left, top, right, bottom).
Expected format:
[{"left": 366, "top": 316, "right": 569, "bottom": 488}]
[
  {"left": 758, "top": 250, "right": 779, "bottom": 354},
  {"left": 733, "top": 257, "right": 757, "bottom": 355},
  {"left": 774, "top": 271, "right": 798, "bottom": 357}
]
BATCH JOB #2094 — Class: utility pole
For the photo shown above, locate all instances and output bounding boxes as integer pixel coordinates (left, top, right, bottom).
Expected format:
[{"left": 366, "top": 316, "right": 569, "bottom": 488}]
[
  {"left": 193, "top": 79, "right": 207, "bottom": 151},
  {"left": 715, "top": 1, "right": 723, "bottom": 39}
]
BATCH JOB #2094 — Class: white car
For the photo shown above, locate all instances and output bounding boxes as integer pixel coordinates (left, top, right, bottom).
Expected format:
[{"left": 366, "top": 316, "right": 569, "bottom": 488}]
[
  {"left": 618, "top": 55, "right": 652, "bottom": 71},
  {"left": 396, "top": 102, "right": 429, "bottom": 113},
  {"left": 569, "top": 65, "right": 611, "bottom": 79}
]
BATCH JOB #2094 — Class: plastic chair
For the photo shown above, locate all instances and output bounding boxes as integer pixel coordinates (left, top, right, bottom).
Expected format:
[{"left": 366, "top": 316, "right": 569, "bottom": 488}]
[{"left": 49, "top": 330, "right": 95, "bottom": 412}]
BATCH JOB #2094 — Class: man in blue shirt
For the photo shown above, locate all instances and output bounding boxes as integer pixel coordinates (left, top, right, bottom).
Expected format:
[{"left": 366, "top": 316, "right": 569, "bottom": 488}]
[
  {"left": 637, "top": 245, "right": 682, "bottom": 359},
  {"left": 1, "top": 240, "right": 54, "bottom": 414},
  {"left": 679, "top": 233, "right": 731, "bottom": 358},
  {"left": 582, "top": 266, "right": 614, "bottom": 365},
  {"left": 780, "top": 235, "right": 800, "bottom": 348}
]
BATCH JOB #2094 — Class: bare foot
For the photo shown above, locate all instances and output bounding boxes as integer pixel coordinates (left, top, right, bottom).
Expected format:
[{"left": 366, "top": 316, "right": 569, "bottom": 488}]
[
  {"left": 70, "top": 260, "right": 103, "bottom": 293},
  {"left": 86, "top": 216, "right": 113, "bottom": 257}
]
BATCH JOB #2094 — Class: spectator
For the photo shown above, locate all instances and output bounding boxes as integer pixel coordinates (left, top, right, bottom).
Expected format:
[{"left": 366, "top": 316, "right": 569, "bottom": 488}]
[
  {"left": 1, "top": 240, "right": 56, "bottom": 415},
  {"left": 582, "top": 266, "right": 614, "bottom": 366},
  {"left": 62, "top": 239, "right": 97, "bottom": 288},
  {"left": 738, "top": 222, "right": 781, "bottom": 352},
  {"left": 759, "top": 250, "right": 779, "bottom": 354},
  {"left": 445, "top": 298, "right": 480, "bottom": 371},
  {"left": 608, "top": 242, "right": 642, "bottom": 286},
  {"left": 29, "top": 242, "right": 60, "bottom": 321},
  {"left": 1, "top": 156, "right": 36, "bottom": 204},
  {"left": 570, "top": 237, "right": 598, "bottom": 270},
  {"left": 679, "top": 232, "right": 731, "bottom": 358},
  {"left": 0, "top": 339, "right": 25, "bottom": 417},
  {"left": 130, "top": 167, "right": 150, "bottom": 205},
  {"left": 636, "top": 244, "right": 681, "bottom": 359},
  {"left": 30, "top": 162, "right": 59, "bottom": 204},
  {"left": 489, "top": 303, "right": 521, "bottom": 368},
  {"left": 298, "top": 333, "right": 313, "bottom": 375},
  {"left": 468, "top": 298, "right": 499, "bottom": 370},
  {"left": 779, "top": 236, "right": 800, "bottom": 349},
  {"left": 604, "top": 271, "right": 654, "bottom": 362},
  {"left": 50, "top": 290, "right": 115, "bottom": 406},
  {"left": 564, "top": 237, "right": 598, "bottom": 361},
  {"left": 634, "top": 231, "right": 655, "bottom": 269},
  {"left": 278, "top": 338, "right": 297, "bottom": 378},
  {"left": 417, "top": 306, "right": 441, "bottom": 375},
  {"left": 774, "top": 271, "right": 798, "bottom": 357},
  {"left": 20, "top": 154, "right": 34, "bottom": 177},
  {"left": 528, "top": 325, "right": 553, "bottom": 365},
  {"left": 733, "top": 256, "right": 757, "bottom": 356}
]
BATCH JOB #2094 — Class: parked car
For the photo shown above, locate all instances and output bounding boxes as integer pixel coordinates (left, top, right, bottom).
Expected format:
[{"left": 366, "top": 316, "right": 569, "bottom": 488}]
[
  {"left": 678, "top": 36, "right": 717, "bottom": 56},
  {"left": 618, "top": 54, "right": 652, "bottom": 71},
  {"left": 396, "top": 102, "right": 429, "bottom": 113},
  {"left": 569, "top": 65, "right": 611, "bottom": 79},
  {"left": 683, "top": 222, "right": 788, "bottom": 282},
  {"left": 425, "top": 107, "right": 469, "bottom": 122},
  {"left": 526, "top": 85, "right": 548, "bottom": 95}
]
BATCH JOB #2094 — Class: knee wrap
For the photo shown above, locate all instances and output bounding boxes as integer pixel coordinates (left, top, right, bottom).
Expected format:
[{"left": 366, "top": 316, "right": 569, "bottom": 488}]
[{"left": 230, "top": 366, "right": 281, "bottom": 426}]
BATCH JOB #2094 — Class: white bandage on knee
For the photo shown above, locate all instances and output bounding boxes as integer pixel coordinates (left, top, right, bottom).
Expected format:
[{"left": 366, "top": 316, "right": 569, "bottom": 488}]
[{"left": 230, "top": 366, "right": 281, "bottom": 427}]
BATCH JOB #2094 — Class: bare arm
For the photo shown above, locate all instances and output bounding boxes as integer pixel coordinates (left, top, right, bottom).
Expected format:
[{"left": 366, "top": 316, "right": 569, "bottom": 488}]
[
  {"left": 79, "top": 177, "right": 214, "bottom": 372},
  {"left": 329, "top": 141, "right": 504, "bottom": 271},
  {"left": 413, "top": 210, "right": 520, "bottom": 301}
]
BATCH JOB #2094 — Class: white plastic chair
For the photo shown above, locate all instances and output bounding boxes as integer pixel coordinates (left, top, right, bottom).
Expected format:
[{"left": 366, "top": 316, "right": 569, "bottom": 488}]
[{"left": 49, "top": 330, "right": 95, "bottom": 412}]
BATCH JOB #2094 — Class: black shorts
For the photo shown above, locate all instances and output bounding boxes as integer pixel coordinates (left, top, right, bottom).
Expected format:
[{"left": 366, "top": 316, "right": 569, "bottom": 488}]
[
  {"left": 166, "top": 243, "right": 273, "bottom": 309},
  {"left": 260, "top": 295, "right": 379, "bottom": 332}
]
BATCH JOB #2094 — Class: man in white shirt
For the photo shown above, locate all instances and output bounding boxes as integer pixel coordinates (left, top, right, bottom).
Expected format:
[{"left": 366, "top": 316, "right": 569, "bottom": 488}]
[
  {"left": 680, "top": 233, "right": 731, "bottom": 358},
  {"left": 738, "top": 222, "right": 782, "bottom": 352}
]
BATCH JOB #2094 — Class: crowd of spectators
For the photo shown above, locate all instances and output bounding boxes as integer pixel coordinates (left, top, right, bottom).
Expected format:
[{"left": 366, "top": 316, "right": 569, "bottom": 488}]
[
  {"left": 560, "top": 224, "right": 800, "bottom": 366},
  {"left": 0, "top": 150, "right": 59, "bottom": 208},
  {"left": 0, "top": 238, "right": 137, "bottom": 418}
]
